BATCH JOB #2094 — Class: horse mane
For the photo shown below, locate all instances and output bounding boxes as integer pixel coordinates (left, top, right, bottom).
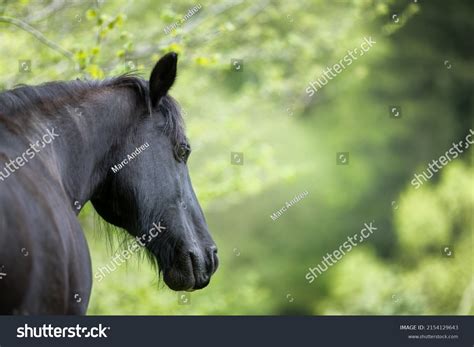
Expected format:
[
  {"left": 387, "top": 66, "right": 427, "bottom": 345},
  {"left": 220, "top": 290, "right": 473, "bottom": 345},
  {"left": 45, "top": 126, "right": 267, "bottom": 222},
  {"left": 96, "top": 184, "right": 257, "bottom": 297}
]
[{"left": 0, "top": 74, "right": 187, "bottom": 149}]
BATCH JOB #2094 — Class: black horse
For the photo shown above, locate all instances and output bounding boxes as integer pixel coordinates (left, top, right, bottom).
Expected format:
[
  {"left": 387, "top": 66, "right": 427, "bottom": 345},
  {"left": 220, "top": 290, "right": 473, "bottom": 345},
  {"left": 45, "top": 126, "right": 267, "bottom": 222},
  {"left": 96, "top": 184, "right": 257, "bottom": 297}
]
[{"left": 0, "top": 52, "right": 218, "bottom": 314}]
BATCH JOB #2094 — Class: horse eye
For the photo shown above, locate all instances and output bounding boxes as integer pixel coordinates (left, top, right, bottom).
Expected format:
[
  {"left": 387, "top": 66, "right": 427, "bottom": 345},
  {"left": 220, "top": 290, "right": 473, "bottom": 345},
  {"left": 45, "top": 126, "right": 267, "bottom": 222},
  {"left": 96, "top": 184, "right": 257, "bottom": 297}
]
[{"left": 178, "top": 144, "right": 190, "bottom": 162}]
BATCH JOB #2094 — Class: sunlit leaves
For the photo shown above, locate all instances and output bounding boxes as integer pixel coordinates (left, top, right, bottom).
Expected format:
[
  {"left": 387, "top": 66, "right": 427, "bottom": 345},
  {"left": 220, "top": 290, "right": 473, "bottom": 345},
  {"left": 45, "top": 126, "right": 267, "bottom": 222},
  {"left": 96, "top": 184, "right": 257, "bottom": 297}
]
[{"left": 85, "top": 64, "right": 104, "bottom": 79}]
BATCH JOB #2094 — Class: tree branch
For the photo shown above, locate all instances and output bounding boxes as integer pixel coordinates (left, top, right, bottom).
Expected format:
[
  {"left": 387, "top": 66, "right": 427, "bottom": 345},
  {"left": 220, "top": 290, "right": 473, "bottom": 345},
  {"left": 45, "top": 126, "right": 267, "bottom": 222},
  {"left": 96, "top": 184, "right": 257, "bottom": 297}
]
[
  {"left": 0, "top": 15, "right": 75, "bottom": 61},
  {"left": 25, "top": 0, "right": 69, "bottom": 23}
]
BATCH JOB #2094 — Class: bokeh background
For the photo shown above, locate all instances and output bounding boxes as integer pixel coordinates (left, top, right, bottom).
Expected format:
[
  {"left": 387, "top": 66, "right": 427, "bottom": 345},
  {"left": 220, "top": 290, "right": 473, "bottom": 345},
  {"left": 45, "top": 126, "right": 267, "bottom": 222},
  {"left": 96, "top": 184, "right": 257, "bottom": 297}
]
[{"left": 0, "top": 0, "right": 472, "bottom": 315}]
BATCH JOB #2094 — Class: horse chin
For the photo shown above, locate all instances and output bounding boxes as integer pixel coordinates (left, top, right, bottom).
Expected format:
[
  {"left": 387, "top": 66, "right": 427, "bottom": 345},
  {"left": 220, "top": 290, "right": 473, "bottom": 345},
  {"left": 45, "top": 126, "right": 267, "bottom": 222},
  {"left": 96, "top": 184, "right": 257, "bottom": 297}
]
[
  {"left": 162, "top": 261, "right": 212, "bottom": 291},
  {"left": 162, "top": 268, "right": 196, "bottom": 291}
]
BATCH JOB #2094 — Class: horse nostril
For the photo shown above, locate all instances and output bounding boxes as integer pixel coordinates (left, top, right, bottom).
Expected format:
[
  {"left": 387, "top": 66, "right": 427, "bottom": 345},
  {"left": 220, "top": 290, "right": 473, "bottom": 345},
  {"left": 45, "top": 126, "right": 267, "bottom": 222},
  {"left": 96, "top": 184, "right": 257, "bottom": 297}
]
[
  {"left": 211, "top": 250, "right": 219, "bottom": 274},
  {"left": 187, "top": 247, "right": 218, "bottom": 288},
  {"left": 188, "top": 250, "right": 198, "bottom": 264},
  {"left": 187, "top": 250, "right": 212, "bottom": 289}
]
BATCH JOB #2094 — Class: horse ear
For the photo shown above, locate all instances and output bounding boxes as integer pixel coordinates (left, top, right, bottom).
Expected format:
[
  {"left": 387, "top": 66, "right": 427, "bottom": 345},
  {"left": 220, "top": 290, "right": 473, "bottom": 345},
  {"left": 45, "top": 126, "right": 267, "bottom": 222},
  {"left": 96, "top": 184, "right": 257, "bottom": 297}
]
[{"left": 149, "top": 52, "right": 178, "bottom": 107}]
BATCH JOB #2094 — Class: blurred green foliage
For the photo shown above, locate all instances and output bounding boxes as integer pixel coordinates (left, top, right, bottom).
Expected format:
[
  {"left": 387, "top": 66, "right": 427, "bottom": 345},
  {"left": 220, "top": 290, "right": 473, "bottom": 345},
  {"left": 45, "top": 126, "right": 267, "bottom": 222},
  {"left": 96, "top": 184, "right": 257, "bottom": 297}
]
[{"left": 0, "top": 0, "right": 472, "bottom": 315}]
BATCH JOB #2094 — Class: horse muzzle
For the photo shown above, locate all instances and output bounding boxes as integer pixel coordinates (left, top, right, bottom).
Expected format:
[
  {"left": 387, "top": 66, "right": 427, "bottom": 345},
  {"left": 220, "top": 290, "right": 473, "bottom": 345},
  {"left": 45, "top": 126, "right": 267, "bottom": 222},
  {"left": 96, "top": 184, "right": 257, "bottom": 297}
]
[{"left": 163, "top": 245, "right": 218, "bottom": 291}]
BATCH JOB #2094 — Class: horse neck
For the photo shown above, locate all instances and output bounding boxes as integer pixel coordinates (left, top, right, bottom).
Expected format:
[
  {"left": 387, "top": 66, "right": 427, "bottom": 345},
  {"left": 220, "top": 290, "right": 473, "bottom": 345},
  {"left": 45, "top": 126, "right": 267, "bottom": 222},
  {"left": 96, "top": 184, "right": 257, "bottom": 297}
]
[{"left": 52, "top": 86, "right": 142, "bottom": 210}]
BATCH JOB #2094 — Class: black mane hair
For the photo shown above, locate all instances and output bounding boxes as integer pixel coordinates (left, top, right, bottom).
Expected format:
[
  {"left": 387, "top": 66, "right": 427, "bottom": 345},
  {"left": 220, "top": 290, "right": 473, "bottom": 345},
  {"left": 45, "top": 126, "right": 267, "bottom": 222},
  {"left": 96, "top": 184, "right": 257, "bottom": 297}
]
[{"left": 0, "top": 74, "right": 186, "bottom": 149}]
